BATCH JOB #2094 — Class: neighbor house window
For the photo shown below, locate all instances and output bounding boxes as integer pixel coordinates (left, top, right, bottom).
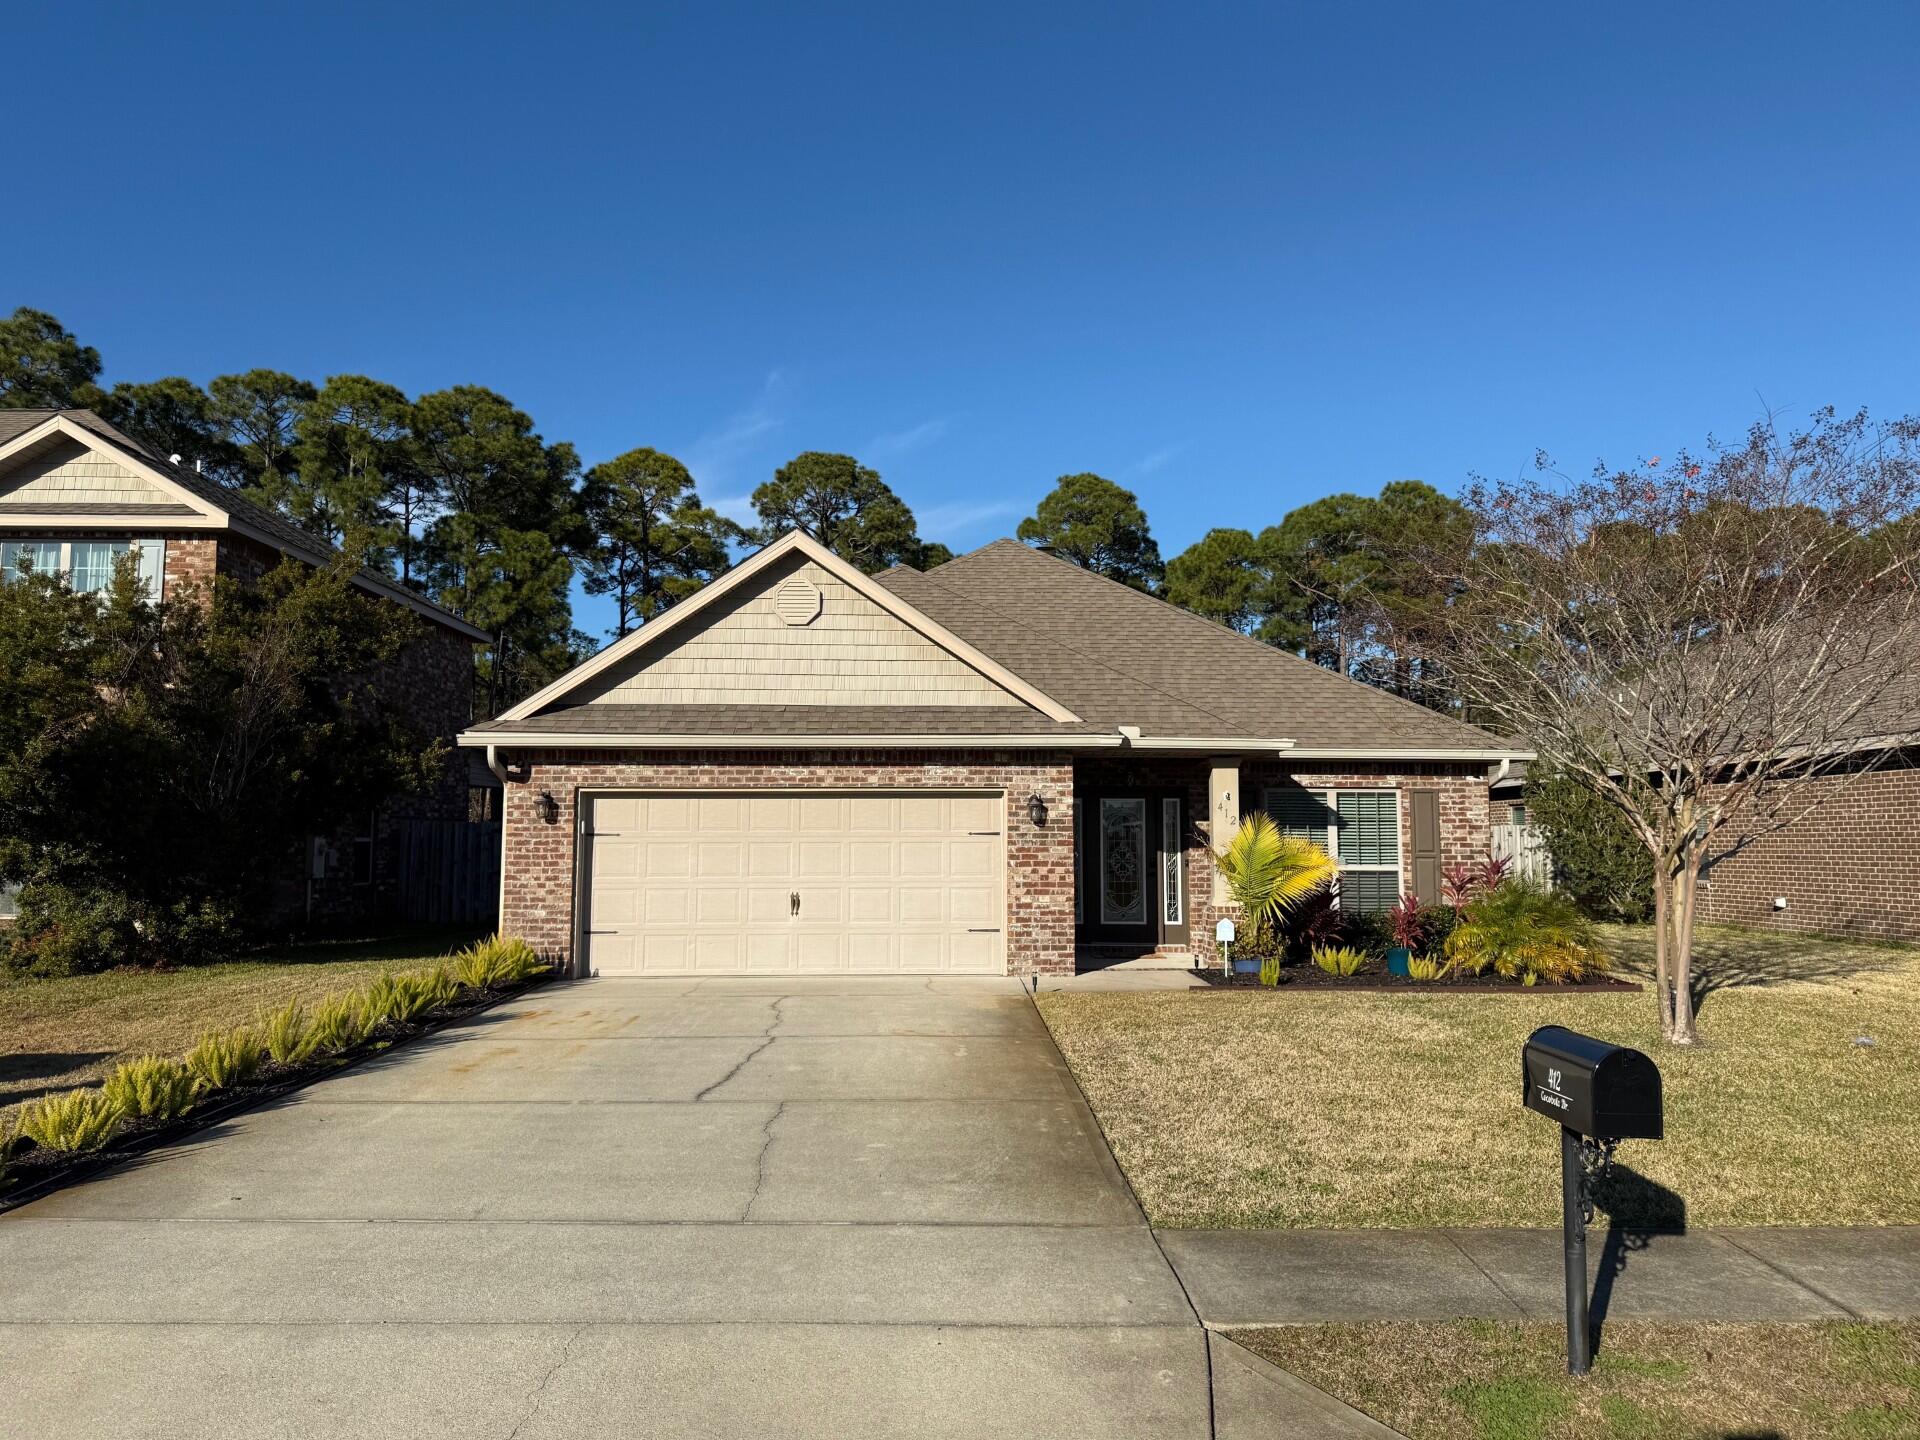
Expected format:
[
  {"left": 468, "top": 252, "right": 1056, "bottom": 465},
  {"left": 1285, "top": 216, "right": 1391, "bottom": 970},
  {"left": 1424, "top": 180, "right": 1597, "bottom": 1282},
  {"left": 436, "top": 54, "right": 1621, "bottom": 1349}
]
[
  {"left": 0, "top": 883, "right": 18, "bottom": 921},
  {"left": 1, "top": 538, "right": 165, "bottom": 598},
  {"left": 1510, "top": 803, "right": 1528, "bottom": 828},
  {"left": 1265, "top": 786, "right": 1403, "bottom": 914}
]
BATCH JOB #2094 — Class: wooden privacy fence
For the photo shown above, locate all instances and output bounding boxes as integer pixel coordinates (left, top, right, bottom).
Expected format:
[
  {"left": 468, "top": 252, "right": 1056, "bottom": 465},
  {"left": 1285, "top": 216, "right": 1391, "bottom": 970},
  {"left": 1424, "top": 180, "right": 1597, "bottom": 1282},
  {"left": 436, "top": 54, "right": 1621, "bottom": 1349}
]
[
  {"left": 398, "top": 819, "right": 500, "bottom": 925},
  {"left": 1491, "top": 820, "right": 1554, "bottom": 887}
]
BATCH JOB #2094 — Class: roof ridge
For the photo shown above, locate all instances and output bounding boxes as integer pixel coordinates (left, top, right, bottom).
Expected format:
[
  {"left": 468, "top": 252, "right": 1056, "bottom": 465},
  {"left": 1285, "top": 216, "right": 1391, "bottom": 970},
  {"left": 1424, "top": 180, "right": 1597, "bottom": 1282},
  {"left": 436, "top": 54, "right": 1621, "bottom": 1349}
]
[
  {"left": 900, "top": 558, "right": 1256, "bottom": 738},
  {"left": 965, "top": 537, "right": 1501, "bottom": 745}
]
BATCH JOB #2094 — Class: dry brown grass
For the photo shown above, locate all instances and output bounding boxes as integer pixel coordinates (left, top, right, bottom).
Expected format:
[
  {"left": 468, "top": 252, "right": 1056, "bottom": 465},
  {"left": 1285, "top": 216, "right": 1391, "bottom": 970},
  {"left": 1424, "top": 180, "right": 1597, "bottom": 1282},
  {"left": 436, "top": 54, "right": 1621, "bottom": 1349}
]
[
  {"left": 1237, "top": 1320, "right": 1920, "bottom": 1440},
  {"left": 0, "top": 927, "right": 481, "bottom": 1116},
  {"left": 1037, "top": 924, "right": 1920, "bottom": 1228}
]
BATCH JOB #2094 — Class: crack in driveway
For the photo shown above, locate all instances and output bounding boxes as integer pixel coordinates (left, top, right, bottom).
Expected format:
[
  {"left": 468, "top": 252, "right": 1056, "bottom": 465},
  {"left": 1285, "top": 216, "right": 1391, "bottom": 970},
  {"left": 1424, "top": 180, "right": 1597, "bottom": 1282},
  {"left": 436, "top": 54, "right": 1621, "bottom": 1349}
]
[{"left": 502, "top": 1323, "right": 584, "bottom": 1440}]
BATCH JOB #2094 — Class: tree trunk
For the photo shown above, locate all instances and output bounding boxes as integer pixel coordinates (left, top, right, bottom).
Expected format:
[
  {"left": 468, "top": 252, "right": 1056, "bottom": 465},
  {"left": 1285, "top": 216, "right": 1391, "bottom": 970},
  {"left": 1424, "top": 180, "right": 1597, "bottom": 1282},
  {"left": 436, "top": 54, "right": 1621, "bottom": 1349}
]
[
  {"left": 1650, "top": 866, "right": 1675, "bottom": 1035},
  {"left": 1667, "top": 856, "right": 1702, "bottom": 1044}
]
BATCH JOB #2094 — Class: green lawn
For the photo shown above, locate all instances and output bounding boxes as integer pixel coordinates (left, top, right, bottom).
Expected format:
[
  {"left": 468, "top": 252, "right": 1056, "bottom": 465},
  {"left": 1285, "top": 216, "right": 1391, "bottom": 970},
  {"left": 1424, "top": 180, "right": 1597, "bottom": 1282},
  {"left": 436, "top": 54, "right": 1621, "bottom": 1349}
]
[
  {"left": 1, "top": 925, "right": 485, "bottom": 1115},
  {"left": 1237, "top": 1320, "right": 1920, "bottom": 1440},
  {"left": 1036, "top": 924, "right": 1920, "bottom": 1229}
]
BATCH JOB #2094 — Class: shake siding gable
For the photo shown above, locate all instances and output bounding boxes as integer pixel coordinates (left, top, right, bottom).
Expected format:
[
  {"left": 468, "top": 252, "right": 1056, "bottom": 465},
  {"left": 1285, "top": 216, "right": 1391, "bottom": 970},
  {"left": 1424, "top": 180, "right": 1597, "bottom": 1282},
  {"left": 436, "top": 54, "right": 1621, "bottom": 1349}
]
[
  {"left": 0, "top": 437, "right": 179, "bottom": 509},
  {"left": 573, "top": 557, "right": 1026, "bottom": 710}
]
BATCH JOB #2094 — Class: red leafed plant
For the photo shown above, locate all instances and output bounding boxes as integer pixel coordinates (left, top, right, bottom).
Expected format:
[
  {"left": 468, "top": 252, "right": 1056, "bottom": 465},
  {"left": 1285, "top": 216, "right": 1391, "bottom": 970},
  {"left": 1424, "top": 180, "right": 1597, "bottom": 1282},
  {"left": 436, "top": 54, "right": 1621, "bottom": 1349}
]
[
  {"left": 1441, "top": 855, "right": 1512, "bottom": 917},
  {"left": 1387, "top": 893, "right": 1426, "bottom": 949}
]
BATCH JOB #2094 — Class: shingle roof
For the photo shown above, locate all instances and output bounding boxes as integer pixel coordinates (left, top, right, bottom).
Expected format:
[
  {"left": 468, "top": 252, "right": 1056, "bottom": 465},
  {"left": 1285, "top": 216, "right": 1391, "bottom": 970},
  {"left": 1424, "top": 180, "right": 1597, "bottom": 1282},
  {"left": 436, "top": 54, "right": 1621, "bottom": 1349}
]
[
  {"left": 876, "top": 539, "right": 1505, "bottom": 751},
  {"left": 471, "top": 532, "right": 1514, "bottom": 754},
  {"left": 0, "top": 408, "right": 487, "bottom": 640}
]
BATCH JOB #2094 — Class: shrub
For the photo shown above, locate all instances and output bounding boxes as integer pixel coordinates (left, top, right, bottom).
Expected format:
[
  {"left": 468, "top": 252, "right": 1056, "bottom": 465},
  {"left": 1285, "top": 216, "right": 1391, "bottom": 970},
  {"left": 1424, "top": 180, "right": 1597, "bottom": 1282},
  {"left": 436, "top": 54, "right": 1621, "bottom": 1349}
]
[
  {"left": 1407, "top": 955, "right": 1448, "bottom": 982},
  {"left": 260, "top": 1001, "right": 317, "bottom": 1065},
  {"left": 14, "top": 1088, "right": 124, "bottom": 1152},
  {"left": 1213, "top": 816, "right": 1337, "bottom": 949},
  {"left": 2, "top": 880, "right": 239, "bottom": 977},
  {"left": 1444, "top": 880, "right": 1610, "bottom": 984},
  {"left": 182, "top": 1026, "right": 264, "bottom": 1092},
  {"left": 452, "top": 934, "right": 547, "bottom": 989},
  {"left": 1526, "top": 765, "right": 1655, "bottom": 921},
  {"left": 1422, "top": 904, "right": 1460, "bottom": 952},
  {"left": 101, "top": 1055, "right": 198, "bottom": 1120},
  {"left": 1336, "top": 909, "right": 1396, "bottom": 959},
  {"left": 1311, "top": 943, "right": 1367, "bottom": 977}
]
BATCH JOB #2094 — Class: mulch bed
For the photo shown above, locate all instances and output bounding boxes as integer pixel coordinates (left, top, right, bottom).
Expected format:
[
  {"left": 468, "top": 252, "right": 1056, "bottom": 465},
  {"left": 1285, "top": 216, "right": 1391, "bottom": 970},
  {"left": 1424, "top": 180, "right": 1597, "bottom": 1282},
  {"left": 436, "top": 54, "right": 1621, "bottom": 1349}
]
[
  {"left": 0, "top": 972, "right": 554, "bottom": 1214},
  {"left": 1196, "top": 966, "right": 1640, "bottom": 993}
]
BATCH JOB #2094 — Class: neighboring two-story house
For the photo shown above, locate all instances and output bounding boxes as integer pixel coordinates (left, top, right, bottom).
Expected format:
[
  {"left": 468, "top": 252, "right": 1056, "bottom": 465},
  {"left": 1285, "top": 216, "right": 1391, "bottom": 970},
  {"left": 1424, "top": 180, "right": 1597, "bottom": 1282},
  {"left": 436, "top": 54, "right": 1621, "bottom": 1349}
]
[{"left": 0, "top": 408, "right": 490, "bottom": 929}]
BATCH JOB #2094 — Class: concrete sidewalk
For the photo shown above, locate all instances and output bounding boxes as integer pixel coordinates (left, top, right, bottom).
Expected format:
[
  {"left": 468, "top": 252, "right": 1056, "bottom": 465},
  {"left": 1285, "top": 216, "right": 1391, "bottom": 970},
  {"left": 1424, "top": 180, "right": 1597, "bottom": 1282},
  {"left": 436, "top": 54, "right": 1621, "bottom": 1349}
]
[{"left": 1159, "top": 1225, "right": 1920, "bottom": 1327}]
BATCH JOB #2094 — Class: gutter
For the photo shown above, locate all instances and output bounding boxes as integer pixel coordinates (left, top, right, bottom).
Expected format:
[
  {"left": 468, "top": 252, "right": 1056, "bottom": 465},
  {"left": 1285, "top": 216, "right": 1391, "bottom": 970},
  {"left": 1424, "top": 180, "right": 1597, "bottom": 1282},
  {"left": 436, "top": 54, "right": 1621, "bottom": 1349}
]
[{"left": 1283, "top": 746, "right": 1536, "bottom": 763}]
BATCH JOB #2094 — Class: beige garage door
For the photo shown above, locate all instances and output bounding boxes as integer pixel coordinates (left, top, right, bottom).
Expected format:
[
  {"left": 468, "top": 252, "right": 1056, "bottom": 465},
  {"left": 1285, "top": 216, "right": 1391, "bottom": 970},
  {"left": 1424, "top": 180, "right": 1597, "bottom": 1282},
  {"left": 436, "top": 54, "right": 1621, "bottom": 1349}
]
[{"left": 583, "top": 791, "right": 1006, "bottom": 975}]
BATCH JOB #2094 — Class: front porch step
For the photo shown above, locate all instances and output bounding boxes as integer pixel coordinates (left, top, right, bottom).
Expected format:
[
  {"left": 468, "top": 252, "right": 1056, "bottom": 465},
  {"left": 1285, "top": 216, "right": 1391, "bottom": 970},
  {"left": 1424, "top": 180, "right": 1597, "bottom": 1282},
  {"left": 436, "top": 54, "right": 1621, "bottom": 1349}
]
[{"left": 1076, "top": 947, "right": 1196, "bottom": 972}]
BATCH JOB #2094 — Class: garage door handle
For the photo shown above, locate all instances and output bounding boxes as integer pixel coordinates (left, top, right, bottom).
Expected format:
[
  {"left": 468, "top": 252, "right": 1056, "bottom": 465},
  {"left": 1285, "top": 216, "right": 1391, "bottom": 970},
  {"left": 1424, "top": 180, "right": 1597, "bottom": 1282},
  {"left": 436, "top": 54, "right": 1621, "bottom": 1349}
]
[{"left": 790, "top": 891, "right": 800, "bottom": 916}]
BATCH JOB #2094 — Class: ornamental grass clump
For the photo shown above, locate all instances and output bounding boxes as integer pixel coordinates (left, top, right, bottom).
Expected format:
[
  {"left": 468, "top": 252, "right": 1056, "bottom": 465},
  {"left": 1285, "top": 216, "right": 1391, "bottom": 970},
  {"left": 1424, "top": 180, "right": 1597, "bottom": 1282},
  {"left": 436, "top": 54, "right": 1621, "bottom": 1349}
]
[
  {"left": 1407, "top": 955, "right": 1448, "bottom": 982},
  {"left": 1311, "top": 943, "right": 1368, "bottom": 977},
  {"left": 13, "top": 1088, "right": 124, "bottom": 1153},
  {"left": 182, "top": 1026, "right": 264, "bottom": 1093},
  {"left": 101, "top": 1055, "right": 198, "bottom": 1120},
  {"left": 418, "top": 964, "right": 461, "bottom": 1009},
  {"left": 305, "top": 993, "right": 363, "bottom": 1055},
  {"left": 1444, "top": 879, "right": 1609, "bottom": 984}
]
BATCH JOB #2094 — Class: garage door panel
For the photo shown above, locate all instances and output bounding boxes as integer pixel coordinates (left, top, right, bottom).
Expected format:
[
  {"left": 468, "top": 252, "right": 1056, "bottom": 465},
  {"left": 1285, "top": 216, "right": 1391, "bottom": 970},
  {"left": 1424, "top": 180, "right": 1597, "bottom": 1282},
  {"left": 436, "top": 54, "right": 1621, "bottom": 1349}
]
[
  {"left": 694, "top": 888, "right": 740, "bottom": 923},
  {"left": 949, "top": 886, "right": 997, "bottom": 924},
  {"left": 697, "top": 842, "right": 744, "bottom": 877},
  {"left": 847, "top": 887, "right": 894, "bottom": 923},
  {"left": 585, "top": 791, "right": 1005, "bottom": 976},
  {"left": 646, "top": 842, "right": 692, "bottom": 877},
  {"left": 644, "top": 889, "right": 690, "bottom": 924}
]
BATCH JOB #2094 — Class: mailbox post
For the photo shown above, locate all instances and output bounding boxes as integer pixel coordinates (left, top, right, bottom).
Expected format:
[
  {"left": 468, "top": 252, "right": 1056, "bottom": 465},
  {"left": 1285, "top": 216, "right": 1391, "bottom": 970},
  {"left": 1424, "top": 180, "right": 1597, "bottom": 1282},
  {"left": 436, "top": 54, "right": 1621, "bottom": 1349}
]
[{"left": 1522, "top": 1026, "right": 1663, "bottom": 1376}]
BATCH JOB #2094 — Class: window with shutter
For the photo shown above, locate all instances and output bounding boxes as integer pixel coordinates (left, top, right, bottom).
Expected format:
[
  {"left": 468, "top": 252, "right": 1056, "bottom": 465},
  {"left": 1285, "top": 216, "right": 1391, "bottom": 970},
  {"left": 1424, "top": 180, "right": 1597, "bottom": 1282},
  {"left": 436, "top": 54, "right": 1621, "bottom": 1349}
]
[{"left": 1267, "top": 785, "right": 1402, "bottom": 915}]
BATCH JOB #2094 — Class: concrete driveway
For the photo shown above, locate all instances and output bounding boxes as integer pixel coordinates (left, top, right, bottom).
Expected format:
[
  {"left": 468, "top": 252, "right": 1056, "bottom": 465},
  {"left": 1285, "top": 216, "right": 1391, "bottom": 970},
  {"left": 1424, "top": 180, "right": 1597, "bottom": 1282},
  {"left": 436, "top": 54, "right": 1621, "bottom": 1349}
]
[{"left": 0, "top": 977, "right": 1368, "bottom": 1438}]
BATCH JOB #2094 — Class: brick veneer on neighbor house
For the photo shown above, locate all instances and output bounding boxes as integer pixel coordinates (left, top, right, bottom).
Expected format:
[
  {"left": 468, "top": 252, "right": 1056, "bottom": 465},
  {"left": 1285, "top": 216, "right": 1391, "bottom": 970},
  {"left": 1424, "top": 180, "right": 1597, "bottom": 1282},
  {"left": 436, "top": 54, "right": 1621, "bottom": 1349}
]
[
  {"left": 501, "top": 751, "right": 1078, "bottom": 976},
  {"left": 1699, "top": 759, "right": 1920, "bottom": 942}
]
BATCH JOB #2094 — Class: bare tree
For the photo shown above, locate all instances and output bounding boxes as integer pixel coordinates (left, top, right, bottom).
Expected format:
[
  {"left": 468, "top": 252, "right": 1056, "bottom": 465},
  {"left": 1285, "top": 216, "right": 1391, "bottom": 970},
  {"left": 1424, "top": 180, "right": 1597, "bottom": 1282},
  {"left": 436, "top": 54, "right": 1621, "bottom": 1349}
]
[{"left": 1416, "top": 407, "right": 1920, "bottom": 1044}]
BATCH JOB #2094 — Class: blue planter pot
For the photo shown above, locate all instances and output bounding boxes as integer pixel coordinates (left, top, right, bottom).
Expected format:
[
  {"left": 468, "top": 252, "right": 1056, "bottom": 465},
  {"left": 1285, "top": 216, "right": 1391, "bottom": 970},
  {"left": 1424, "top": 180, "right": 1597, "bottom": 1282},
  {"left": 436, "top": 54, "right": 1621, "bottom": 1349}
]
[
  {"left": 1386, "top": 947, "right": 1411, "bottom": 977},
  {"left": 1232, "top": 959, "right": 1261, "bottom": 974}
]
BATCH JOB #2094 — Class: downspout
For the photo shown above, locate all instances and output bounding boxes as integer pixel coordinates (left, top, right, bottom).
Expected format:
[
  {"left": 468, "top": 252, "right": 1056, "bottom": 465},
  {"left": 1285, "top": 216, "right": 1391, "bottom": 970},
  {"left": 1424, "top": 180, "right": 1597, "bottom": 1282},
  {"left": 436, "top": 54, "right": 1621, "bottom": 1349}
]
[
  {"left": 1489, "top": 756, "right": 1513, "bottom": 787},
  {"left": 486, "top": 745, "right": 509, "bottom": 943}
]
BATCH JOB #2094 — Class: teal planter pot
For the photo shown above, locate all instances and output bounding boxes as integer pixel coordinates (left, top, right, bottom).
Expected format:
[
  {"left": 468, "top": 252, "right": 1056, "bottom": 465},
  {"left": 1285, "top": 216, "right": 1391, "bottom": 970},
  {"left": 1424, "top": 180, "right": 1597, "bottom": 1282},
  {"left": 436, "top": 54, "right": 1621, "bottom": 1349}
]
[{"left": 1386, "top": 947, "right": 1411, "bottom": 977}]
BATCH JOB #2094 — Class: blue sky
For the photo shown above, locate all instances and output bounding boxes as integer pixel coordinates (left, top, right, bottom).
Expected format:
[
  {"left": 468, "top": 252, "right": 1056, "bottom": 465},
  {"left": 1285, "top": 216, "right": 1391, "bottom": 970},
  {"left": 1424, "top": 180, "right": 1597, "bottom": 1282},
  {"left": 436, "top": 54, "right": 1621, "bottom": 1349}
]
[{"left": 9, "top": 2, "right": 1918, "bottom": 639}]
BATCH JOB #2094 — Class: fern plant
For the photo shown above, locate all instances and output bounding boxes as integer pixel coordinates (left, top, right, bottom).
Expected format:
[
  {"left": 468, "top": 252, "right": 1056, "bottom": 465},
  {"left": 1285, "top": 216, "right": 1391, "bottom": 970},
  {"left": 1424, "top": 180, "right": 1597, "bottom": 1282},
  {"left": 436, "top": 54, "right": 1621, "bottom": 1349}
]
[
  {"left": 1213, "top": 814, "right": 1337, "bottom": 949},
  {"left": 1311, "top": 943, "right": 1367, "bottom": 977},
  {"left": 182, "top": 1027, "right": 264, "bottom": 1092},
  {"left": 102, "top": 1055, "right": 198, "bottom": 1120},
  {"left": 1443, "top": 880, "right": 1609, "bottom": 983},
  {"left": 452, "top": 935, "right": 546, "bottom": 989},
  {"left": 306, "top": 993, "right": 362, "bottom": 1055},
  {"left": 418, "top": 964, "right": 461, "bottom": 1009},
  {"left": 14, "top": 1089, "right": 125, "bottom": 1152},
  {"left": 260, "top": 1001, "right": 317, "bottom": 1065}
]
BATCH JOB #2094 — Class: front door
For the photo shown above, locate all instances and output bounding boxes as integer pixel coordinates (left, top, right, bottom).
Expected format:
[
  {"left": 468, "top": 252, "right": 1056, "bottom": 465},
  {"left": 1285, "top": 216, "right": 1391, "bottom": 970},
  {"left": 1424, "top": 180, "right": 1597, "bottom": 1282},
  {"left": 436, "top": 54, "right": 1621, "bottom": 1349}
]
[{"left": 1079, "top": 792, "right": 1189, "bottom": 948}]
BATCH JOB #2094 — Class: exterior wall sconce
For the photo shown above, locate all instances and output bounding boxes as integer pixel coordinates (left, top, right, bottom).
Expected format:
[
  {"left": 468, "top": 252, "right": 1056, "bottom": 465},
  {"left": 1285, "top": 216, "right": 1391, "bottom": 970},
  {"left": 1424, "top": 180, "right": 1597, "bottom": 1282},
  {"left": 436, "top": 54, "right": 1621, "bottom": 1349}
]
[
  {"left": 1027, "top": 793, "right": 1048, "bottom": 827},
  {"left": 538, "top": 791, "right": 560, "bottom": 825}
]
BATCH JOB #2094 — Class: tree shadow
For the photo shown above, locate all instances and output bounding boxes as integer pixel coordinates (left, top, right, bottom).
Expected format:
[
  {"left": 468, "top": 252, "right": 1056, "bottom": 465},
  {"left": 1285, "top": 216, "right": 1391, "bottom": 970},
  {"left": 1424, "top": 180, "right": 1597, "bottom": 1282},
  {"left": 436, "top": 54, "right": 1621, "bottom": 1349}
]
[
  {"left": 0, "top": 1052, "right": 112, "bottom": 1107},
  {"left": 1588, "top": 1162, "right": 1687, "bottom": 1355}
]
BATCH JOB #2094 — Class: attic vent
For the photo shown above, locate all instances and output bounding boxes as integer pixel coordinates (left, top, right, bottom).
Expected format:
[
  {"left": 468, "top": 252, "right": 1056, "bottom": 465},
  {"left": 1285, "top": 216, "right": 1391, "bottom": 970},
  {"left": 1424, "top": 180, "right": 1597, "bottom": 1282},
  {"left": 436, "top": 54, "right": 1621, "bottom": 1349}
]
[{"left": 773, "top": 576, "right": 823, "bottom": 626}]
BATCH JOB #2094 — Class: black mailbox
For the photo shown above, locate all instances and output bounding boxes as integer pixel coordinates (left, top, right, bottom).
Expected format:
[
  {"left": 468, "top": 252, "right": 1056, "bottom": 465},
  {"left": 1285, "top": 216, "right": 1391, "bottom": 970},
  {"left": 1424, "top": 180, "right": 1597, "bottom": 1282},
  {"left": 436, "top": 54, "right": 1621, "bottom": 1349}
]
[{"left": 1523, "top": 1025, "right": 1663, "bottom": 1140}]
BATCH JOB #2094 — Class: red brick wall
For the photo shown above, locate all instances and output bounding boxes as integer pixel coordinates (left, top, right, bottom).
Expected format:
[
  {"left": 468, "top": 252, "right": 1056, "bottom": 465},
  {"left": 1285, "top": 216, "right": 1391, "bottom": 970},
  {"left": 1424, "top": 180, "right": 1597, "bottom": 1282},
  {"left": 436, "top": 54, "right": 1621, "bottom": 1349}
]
[
  {"left": 499, "top": 751, "right": 1077, "bottom": 975},
  {"left": 1174, "top": 759, "right": 1490, "bottom": 966},
  {"left": 1699, "top": 762, "right": 1920, "bottom": 941}
]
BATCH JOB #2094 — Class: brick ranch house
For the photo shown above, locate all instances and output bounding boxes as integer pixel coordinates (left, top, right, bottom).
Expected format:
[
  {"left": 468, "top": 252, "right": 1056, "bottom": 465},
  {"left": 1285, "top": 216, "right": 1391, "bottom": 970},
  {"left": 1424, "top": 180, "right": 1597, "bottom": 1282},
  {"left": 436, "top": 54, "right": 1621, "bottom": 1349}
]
[
  {"left": 0, "top": 408, "right": 490, "bottom": 929},
  {"left": 1695, "top": 662, "right": 1920, "bottom": 944},
  {"left": 463, "top": 530, "right": 1527, "bottom": 978}
]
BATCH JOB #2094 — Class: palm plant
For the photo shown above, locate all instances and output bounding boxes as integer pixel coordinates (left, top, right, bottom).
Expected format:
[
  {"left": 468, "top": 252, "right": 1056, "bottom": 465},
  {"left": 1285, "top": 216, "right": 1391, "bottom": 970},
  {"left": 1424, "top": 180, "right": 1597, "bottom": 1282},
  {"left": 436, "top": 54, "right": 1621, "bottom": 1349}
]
[
  {"left": 1212, "top": 813, "right": 1337, "bottom": 949},
  {"left": 1443, "top": 879, "right": 1609, "bottom": 983}
]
